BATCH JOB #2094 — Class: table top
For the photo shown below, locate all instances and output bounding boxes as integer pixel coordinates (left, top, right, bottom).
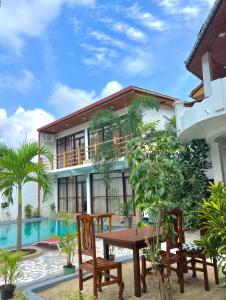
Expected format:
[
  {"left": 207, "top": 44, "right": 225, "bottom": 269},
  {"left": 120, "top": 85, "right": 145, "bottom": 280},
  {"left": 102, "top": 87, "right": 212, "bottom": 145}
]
[{"left": 96, "top": 226, "right": 162, "bottom": 246}]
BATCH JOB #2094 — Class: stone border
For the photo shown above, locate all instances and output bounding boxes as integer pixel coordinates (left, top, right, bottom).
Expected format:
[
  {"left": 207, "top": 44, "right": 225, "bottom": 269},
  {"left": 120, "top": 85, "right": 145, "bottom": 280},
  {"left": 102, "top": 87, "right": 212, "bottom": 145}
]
[
  {"left": 0, "top": 217, "right": 47, "bottom": 226},
  {"left": 19, "top": 255, "right": 133, "bottom": 300}
]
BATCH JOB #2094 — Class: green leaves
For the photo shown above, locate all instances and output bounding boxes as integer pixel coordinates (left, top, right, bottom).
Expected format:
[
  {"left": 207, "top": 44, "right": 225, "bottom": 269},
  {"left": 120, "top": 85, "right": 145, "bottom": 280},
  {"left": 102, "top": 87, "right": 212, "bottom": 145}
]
[{"left": 0, "top": 249, "right": 23, "bottom": 286}]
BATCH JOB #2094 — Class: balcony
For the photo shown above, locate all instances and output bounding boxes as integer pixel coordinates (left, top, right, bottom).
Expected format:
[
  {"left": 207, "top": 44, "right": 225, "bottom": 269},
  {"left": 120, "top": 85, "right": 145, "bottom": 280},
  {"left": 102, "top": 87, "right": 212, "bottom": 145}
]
[
  {"left": 175, "top": 77, "right": 226, "bottom": 142},
  {"left": 42, "top": 136, "right": 129, "bottom": 171}
]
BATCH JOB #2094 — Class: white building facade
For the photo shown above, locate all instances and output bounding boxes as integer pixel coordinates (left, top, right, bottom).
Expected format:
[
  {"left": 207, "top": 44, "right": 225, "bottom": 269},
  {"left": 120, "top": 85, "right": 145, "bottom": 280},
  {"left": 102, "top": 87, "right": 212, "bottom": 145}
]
[
  {"left": 175, "top": 0, "right": 226, "bottom": 183},
  {"left": 38, "top": 86, "right": 178, "bottom": 217}
]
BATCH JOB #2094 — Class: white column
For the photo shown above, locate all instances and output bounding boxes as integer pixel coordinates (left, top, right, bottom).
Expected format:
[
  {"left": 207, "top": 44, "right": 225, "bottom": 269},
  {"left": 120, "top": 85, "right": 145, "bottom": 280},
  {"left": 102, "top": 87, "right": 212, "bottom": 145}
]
[
  {"left": 84, "top": 128, "right": 89, "bottom": 160},
  {"left": 202, "top": 51, "right": 213, "bottom": 97},
  {"left": 210, "top": 142, "right": 223, "bottom": 182},
  {"left": 86, "top": 174, "right": 91, "bottom": 213}
]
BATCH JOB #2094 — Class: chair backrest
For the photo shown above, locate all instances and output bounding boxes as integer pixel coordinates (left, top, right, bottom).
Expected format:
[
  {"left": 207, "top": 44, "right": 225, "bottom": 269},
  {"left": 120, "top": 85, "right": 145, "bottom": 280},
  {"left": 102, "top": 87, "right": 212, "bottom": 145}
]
[
  {"left": 166, "top": 208, "right": 184, "bottom": 251},
  {"left": 77, "top": 214, "right": 97, "bottom": 264},
  {"left": 95, "top": 213, "right": 112, "bottom": 234}
]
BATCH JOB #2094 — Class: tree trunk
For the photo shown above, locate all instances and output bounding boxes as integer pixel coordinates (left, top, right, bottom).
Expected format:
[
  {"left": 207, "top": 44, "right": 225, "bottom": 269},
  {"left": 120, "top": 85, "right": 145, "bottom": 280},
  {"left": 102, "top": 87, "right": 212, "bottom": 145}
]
[{"left": 17, "top": 186, "right": 22, "bottom": 250}]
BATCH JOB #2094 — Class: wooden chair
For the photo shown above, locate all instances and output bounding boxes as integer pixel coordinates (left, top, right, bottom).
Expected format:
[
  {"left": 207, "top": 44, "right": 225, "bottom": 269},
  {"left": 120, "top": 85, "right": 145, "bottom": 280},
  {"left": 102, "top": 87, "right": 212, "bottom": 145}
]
[
  {"left": 77, "top": 214, "right": 124, "bottom": 299},
  {"left": 141, "top": 208, "right": 185, "bottom": 293},
  {"left": 91, "top": 213, "right": 113, "bottom": 234},
  {"left": 180, "top": 218, "right": 219, "bottom": 291}
]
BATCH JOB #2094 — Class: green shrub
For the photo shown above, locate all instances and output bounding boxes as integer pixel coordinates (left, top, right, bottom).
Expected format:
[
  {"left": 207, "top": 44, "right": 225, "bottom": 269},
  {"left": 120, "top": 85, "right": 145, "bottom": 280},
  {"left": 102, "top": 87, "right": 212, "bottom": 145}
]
[{"left": 24, "top": 204, "right": 33, "bottom": 219}]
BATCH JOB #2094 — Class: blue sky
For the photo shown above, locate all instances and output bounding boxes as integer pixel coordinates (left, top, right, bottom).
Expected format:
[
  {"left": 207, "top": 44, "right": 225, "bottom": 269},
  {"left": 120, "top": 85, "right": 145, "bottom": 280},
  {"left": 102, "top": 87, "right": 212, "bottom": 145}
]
[{"left": 0, "top": 0, "right": 215, "bottom": 146}]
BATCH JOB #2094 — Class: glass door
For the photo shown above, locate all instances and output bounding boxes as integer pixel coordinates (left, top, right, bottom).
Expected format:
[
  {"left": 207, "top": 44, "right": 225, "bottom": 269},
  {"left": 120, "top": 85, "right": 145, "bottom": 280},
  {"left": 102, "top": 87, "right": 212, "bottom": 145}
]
[{"left": 77, "top": 176, "right": 87, "bottom": 213}]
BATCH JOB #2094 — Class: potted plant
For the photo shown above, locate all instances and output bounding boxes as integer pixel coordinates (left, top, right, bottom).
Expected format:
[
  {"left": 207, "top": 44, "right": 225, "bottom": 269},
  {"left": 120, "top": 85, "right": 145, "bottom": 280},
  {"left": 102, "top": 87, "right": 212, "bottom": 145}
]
[
  {"left": 0, "top": 249, "right": 23, "bottom": 300},
  {"left": 120, "top": 198, "right": 134, "bottom": 228},
  {"left": 32, "top": 208, "right": 40, "bottom": 218},
  {"left": 49, "top": 203, "right": 56, "bottom": 218},
  {"left": 53, "top": 212, "right": 77, "bottom": 275},
  {"left": 24, "top": 204, "right": 33, "bottom": 219}
]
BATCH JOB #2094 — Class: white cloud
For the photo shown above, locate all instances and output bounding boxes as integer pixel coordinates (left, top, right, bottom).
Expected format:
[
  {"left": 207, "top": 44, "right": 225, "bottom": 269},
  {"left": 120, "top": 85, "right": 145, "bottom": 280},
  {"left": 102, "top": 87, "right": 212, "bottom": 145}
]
[
  {"left": 0, "top": 107, "right": 54, "bottom": 147},
  {"left": 49, "top": 81, "right": 123, "bottom": 115},
  {"left": 122, "top": 50, "right": 153, "bottom": 76},
  {"left": 100, "top": 18, "right": 147, "bottom": 42},
  {"left": 100, "top": 81, "right": 123, "bottom": 98},
  {"left": 90, "top": 31, "right": 127, "bottom": 49},
  {"left": 0, "top": 69, "right": 38, "bottom": 93},
  {"left": 126, "top": 4, "right": 167, "bottom": 31},
  {"left": 0, "top": 0, "right": 95, "bottom": 54},
  {"left": 159, "top": 0, "right": 200, "bottom": 17},
  {"left": 81, "top": 43, "right": 117, "bottom": 67}
]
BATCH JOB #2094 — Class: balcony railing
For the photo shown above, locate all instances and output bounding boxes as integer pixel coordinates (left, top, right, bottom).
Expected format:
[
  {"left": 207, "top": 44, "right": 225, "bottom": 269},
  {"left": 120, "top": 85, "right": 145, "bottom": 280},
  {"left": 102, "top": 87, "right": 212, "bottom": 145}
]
[{"left": 42, "top": 136, "right": 129, "bottom": 171}]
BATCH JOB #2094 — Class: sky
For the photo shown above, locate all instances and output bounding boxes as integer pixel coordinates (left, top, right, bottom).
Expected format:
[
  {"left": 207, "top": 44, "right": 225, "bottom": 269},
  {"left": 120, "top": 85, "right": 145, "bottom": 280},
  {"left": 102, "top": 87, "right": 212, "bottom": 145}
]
[{"left": 0, "top": 0, "right": 215, "bottom": 147}]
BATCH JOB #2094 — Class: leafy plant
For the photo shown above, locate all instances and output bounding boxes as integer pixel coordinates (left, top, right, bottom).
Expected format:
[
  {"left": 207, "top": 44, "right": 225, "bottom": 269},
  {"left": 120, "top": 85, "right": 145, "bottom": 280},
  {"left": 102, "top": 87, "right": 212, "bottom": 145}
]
[
  {"left": 24, "top": 204, "right": 33, "bottom": 219},
  {"left": 0, "top": 249, "right": 23, "bottom": 287},
  {"left": 67, "top": 290, "right": 96, "bottom": 300},
  {"left": 195, "top": 182, "right": 226, "bottom": 283},
  {"left": 53, "top": 212, "right": 77, "bottom": 268},
  {"left": 49, "top": 202, "right": 56, "bottom": 211},
  {"left": 120, "top": 198, "right": 134, "bottom": 217},
  {"left": 89, "top": 95, "right": 159, "bottom": 187},
  {"left": 32, "top": 208, "right": 41, "bottom": 218},
  {"left": 0, "top": 142, "right": 52, "bottom": 250},
  {"left": 176, "top": 139, "right": 209, "bottom": 228}
]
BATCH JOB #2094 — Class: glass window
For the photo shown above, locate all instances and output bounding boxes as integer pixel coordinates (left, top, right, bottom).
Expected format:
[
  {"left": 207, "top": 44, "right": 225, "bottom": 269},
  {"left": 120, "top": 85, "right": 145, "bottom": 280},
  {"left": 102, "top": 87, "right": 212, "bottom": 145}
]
[
  {"left": 108, "top": 172, "right": 124, "bottom": 214},
  {"left": 68, "top": 177, "right": 76, "bottom": 213},
  {"left": 58, "top": 178, "right": 67, "bottom": 212},
  {"left": 92, "top": 174, "right": 107, "bottom": 213}
]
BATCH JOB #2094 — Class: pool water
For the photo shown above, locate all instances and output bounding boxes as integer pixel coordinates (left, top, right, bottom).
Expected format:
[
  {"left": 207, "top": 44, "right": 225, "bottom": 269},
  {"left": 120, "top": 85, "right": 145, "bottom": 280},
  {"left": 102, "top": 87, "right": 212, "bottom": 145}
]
[{"left": 0, "top": 219, "right": 77, "bottom": 249}]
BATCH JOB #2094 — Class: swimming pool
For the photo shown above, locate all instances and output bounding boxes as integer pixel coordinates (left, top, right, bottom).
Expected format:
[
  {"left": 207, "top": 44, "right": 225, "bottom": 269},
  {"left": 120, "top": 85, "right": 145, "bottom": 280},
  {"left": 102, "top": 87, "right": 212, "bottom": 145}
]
[{"left": 0, "top": 218, "right": 77, "bottom": 249}]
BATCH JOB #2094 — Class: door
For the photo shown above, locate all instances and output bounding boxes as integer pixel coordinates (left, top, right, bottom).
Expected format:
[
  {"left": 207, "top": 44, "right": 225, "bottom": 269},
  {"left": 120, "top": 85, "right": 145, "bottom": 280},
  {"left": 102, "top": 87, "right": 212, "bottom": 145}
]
[{"left": 77, "top": 176, "right": 87, "bottom": 213}]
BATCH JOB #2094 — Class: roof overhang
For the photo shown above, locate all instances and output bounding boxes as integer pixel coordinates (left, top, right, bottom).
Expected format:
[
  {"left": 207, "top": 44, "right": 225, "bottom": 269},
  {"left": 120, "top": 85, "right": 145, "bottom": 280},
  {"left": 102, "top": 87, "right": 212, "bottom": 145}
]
[
  {"left": 185, "top": 0, "right": 226, "bottom": 80},
  {"left": 38, "top": 86, "right": 182, "bottom": 134}
]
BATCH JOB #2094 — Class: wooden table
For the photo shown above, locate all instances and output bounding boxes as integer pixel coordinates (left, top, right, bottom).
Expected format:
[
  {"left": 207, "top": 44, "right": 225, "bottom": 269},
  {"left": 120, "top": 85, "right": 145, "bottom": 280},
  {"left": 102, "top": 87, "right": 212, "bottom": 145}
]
[{"left": 96, "top": 226, "right": 162, "bottom": 297}]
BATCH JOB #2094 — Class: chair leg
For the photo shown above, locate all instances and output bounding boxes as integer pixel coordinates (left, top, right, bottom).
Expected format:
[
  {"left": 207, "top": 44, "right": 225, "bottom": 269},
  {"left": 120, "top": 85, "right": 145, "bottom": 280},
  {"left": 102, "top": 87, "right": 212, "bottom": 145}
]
[
  {"left": 93, "top": 274, "right": 98, "bottom": 298},
  {"left": 98, "top": 272, "right": 102, "bottom": 292},
  {"left": 141, "top": 255, "right": 147, "bottom": 293},
  {"left": 191, "top": 258, "right": 197, "bottom": 278},
  {"left": 213, "top": 258, "right": 219, "bottom": 284},
  {"left": 79, "top": 269, "right": 83, "bottom": 292},
  {"left": 117, "top": 265, "right": 124, "bottom": 300},
  {"left": 202, "top": 257, "right": 209, "bottom": 291},
  {"left": 178, "top": 257, "right": 184, "bottom": 293}
]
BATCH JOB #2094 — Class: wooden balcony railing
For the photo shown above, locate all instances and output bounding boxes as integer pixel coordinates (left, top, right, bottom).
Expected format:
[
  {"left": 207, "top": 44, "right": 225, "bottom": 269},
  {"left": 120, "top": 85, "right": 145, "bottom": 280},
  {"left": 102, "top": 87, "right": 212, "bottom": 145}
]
[{"left": 42, "top": 136, "right": 129, "bottom": 171}]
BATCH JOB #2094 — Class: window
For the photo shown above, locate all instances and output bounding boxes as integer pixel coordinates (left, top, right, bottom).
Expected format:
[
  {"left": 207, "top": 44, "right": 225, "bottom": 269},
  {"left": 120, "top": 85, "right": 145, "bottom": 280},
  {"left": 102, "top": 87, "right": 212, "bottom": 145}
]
[
  {"left": 91, "top": 171, "right": 134, "bottom": 215},
  {"left": 58, "top": 176, "right": 87, "bottom": 213}
]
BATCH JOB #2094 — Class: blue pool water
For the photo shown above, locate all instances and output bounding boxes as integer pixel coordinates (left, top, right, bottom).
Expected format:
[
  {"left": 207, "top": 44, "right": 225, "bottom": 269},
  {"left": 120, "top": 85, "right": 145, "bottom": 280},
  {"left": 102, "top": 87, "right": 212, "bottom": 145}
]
[{"left": 0, "top": 219, "right": 77, "bottom": 249}]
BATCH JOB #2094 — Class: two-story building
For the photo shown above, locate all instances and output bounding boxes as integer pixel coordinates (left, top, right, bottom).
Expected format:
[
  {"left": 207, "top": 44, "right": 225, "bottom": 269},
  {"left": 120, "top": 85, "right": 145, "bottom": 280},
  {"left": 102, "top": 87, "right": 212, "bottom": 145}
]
[
  {"left": 175, "top": 0, "right": 226, "bottom": 183},
  {"left": 38, "top": 86, "right": 180, "bottom": 217}
]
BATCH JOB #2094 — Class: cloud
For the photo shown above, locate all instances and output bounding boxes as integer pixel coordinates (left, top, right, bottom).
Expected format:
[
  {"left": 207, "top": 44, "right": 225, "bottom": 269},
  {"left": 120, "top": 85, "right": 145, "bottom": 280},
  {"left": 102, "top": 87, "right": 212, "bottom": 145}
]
[
  {"left": 100, "top": 18, "right": 147, "bottom": 42},
  {"left": 0, "top": 69, "right": 38, "bottom": 93},
  {"left": 0, "top": 0, "right": 95, "bottom": 55},
  {"left": 89, "top": 31, "right": 127, "bottom": 49},
  {"left": 48, "top": 81, "right": 123, "bottom": 116},
  {"left": 0, "top": 107, "right": 54, "bottom": 147},
  {"left": 125, "top": 4, "right": 167, "bottom": 31},
  {"left": 100, "top": 81, "right": 123, "bottom": 98},
  {"left": 81, "top": 43, "right": 117, "bottom": 67},
  {"left": 122, "top": 50, "right": 153, "bottom": 76},
  {"left": 159, "top": 0, "right": 200, "bottom": 17}
]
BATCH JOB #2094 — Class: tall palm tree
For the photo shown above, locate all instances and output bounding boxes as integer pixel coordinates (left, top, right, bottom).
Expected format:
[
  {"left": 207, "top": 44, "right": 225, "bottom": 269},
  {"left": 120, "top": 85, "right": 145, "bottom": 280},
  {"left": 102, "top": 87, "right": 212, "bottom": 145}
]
[{"left": 0, "top": 142, "right": 52, "bottom": 250}]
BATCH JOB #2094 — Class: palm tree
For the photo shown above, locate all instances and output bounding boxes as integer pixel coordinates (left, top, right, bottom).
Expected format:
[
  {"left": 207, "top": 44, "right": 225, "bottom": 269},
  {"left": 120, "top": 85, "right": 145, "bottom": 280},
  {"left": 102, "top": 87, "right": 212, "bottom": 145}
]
[{"left": 0, "top": 142, "right": 52, "bottom": 250}]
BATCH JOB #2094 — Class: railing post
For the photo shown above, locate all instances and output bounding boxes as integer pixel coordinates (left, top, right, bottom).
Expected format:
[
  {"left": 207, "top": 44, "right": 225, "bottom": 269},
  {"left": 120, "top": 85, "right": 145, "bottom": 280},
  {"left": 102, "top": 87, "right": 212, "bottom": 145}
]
[
  {"left": 78, "top": 148, "right": 81, "bottom": 165},
  {"left": 63, "top": 152, "right": 66, "bottom": 168}
]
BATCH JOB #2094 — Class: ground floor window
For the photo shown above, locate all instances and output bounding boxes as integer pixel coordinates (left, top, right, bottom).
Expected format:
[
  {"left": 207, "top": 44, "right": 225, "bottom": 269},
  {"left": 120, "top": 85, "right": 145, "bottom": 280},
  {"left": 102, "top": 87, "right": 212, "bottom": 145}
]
[
  {"left": 91, "top": 171, "right": 133, "bottom": 215},
  {"left": 58, "top": 175, "right": 87, "bottom": 213}
]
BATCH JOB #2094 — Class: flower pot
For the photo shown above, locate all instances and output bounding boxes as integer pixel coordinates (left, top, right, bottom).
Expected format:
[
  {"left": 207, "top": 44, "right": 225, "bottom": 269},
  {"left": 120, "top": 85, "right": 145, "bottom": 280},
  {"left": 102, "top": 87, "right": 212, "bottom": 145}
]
[
  {"left": 109, "top": 254, "right": 115, "bottom": 261},
  {"left": 0, "top": 284, "right": 15, "bottom": 300},
  {"left": 63, "top": 265, "right": 76, "bottom": 275},
  {"left": 124, "top": 216, "right": 133, "bottom": 228}
]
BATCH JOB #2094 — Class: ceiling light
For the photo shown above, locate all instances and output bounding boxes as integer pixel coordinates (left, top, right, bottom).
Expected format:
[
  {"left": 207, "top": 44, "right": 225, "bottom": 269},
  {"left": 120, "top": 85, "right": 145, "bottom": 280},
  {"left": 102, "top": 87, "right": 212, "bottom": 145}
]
[
  {"left": 65, "top": 124, "right": 70, "bottom": 127},
  {"left": 109, "top": 106, "right": 114, "bottom": 109},
  {"left": 218, "top": 32, "right": 226, "bottom": 38},
  {"left": 82, "top": 117, "right": 87, "bottom": 120}
]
